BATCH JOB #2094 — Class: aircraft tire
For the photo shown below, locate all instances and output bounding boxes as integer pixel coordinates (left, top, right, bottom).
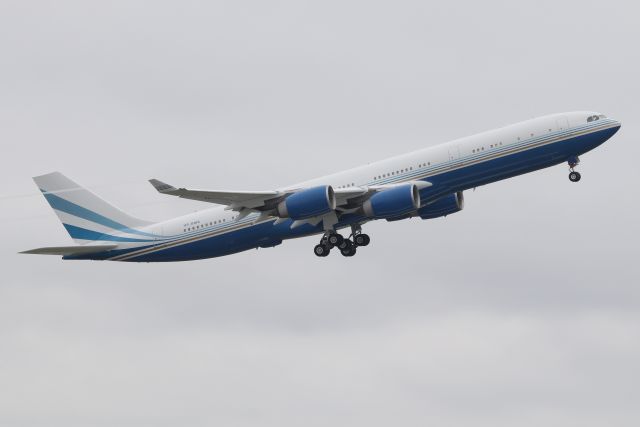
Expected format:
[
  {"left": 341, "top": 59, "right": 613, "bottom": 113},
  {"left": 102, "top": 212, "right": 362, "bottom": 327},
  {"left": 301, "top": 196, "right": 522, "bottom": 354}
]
[
  {"left": 354, "top": 234, "right": 370, "bottom": 246},
  {"left": 569, "top": 171, "right": 581, "bottom": 182},
  {"left": 328, "top": 233, "right": 343, "bottom": 247},
  {"left": 314, "top": 244, "right": 330, "bottom": 257}
]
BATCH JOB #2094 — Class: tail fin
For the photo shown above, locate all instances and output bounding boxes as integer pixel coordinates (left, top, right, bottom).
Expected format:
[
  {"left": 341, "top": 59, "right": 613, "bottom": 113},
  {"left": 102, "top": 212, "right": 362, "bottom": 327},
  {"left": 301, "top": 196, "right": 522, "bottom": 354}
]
[{"left": 34, "top": 172, "right": 153, "bottom": 243}]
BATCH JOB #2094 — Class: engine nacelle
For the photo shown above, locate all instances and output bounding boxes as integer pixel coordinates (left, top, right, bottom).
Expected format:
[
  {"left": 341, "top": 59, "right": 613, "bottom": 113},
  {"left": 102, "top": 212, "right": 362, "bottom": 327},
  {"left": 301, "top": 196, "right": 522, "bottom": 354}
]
[
  {"left": 277, "top": 185, "right": 336, "bottom": 220},
  {"left": 362, "top": 184, "right": 420, "bottom": 219},
  {"left": 417, "top": 191, "right": 464, "bottom": 219}
]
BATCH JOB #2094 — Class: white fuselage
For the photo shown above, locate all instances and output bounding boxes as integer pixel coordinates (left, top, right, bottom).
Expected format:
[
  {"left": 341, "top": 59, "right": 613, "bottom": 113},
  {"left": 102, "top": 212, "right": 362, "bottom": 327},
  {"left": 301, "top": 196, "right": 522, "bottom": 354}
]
[{"left": 151, "top": 111, "right": 618, "bottom": 240}]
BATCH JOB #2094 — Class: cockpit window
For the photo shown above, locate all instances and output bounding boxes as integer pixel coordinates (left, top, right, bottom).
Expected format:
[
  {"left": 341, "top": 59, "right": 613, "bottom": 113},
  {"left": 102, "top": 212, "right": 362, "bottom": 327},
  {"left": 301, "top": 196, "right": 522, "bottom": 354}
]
[{"left": 587, "top": 114, "right": 607, "bottom": 122}]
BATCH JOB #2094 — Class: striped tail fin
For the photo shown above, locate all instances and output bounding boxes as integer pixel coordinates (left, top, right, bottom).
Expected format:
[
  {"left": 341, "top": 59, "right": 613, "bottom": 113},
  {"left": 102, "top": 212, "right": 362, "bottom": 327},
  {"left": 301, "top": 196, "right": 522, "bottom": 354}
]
[{"left": 34, "top": 172, "right": 156, "bottom": 244}]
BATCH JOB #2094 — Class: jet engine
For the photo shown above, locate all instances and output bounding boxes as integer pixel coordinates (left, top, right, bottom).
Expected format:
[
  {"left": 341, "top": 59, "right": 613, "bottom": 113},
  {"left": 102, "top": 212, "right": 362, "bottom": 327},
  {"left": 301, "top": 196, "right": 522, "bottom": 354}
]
[
  {"left": 277, "top": 185, "right": 336, "bottom": 220},
  {"left": 362, "top": 184, "right": 420, "bottom": 219},
  {"left": 417, "top": 191, "right": 464, "bottom": 219}
]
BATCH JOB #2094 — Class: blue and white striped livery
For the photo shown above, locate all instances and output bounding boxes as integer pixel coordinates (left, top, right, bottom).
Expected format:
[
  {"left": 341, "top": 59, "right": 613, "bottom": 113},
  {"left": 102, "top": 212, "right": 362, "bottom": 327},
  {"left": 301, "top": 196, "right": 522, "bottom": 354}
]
[{"left": 22, "top": 111, "right": 621, "bottom": 261}]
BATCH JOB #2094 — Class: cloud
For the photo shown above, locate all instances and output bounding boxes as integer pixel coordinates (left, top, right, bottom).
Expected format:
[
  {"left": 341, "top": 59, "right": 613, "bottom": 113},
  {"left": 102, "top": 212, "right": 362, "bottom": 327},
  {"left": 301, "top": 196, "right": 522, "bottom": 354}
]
[{"left": 0, "top": 0, "right": 639, "bottom": 425}]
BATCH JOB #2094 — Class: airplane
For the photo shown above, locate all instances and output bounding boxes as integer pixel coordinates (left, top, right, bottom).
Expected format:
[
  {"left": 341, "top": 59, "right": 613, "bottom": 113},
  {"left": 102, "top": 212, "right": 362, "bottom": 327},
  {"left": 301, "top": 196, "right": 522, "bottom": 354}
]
[{"left": 21, "top": 111, "right": 621, "bottom": 262}]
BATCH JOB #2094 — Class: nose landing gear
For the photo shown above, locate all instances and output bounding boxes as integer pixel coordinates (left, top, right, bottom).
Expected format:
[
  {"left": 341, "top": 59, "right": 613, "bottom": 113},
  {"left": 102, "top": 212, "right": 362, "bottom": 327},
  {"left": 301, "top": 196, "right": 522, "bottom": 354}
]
[
  {"left": 569, "top": 171, "right": 581, "bottom": 182},
  {"left": 568, "top": 156, "right": 581, "bottom": 182}
]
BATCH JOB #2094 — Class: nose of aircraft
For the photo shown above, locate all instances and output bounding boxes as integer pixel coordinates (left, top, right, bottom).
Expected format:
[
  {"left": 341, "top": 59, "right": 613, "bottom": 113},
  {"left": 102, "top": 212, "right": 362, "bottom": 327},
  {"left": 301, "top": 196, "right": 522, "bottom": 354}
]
[
  {"left": 609, "top": 117, "right": 622, "bottom": 135},
  {"left": 613, "top": 118, "right": 622, "bottom": 129}
]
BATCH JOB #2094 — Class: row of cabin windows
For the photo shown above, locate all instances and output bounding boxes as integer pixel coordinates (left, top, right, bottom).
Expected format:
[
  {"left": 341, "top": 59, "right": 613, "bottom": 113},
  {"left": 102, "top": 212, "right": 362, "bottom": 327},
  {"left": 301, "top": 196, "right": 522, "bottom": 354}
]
[
  {"left": 472, "top": 131, "right": 554, "bottom": 153},
  {"left": 337, "top": 183, "right": 355, "bottom": 188},
  {"left": 472, "top": 141, "right": 504, "bottom": 153},
  {"left": 372, "top": 162, "right": 431, "bottom": 181},
  {"left": 184, "top": 216, "right": 237, "bottom": 232},
  {"left": 471, "top": 128, "right": 564, "bottom": 154}
]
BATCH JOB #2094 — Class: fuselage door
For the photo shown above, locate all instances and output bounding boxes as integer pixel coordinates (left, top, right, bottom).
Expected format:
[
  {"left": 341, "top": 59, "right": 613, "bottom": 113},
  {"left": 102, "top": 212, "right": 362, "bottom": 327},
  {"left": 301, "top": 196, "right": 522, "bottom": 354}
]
[
  {"left": 556, "top": 116, "right": 570, "bottom": 131},
  {"left": 152, "top": 224, "right": 164, "bottom": 241},
  {"left": 448, "top": 145, "right": 461, "bottom": 162}
]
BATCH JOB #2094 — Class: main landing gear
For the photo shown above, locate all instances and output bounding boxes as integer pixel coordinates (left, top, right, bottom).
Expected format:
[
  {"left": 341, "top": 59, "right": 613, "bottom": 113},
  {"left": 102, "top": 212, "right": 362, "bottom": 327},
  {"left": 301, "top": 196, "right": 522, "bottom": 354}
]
[
  {"left": 313, "top": 225, "right": 370, "bottom": 258},
  {"left": 568, "top": 156, "right": 581, "bottom": 182}
]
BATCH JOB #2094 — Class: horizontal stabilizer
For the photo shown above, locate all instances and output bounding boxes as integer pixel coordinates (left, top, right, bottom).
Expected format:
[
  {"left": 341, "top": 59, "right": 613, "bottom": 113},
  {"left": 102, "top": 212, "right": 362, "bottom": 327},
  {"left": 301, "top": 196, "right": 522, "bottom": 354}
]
[{"left": 20, "top": 244, "right": 117, "bottom": 256}]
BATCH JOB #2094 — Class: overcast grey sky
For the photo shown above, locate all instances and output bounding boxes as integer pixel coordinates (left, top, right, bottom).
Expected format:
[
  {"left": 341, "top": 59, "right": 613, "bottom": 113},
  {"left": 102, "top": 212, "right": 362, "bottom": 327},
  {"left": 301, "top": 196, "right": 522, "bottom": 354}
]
[{"left": 1, "top": 1, "right": 639, "bottom": 426}]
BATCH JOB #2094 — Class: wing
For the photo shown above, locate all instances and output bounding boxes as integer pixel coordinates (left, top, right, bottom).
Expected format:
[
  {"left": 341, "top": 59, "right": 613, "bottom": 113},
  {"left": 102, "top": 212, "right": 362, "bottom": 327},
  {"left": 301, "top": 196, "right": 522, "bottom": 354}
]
[
  {"left": 149, "top": 178, "right": 433, "bottom": 228},
  {"left": 20, "top": 244, "right": 117, "bottom": 256},
  {"left": 149, "top": 179, "right": 284, "bottom": 210},
  {"left": 150, "top": 179, "right": 432, "bottom": 209}
]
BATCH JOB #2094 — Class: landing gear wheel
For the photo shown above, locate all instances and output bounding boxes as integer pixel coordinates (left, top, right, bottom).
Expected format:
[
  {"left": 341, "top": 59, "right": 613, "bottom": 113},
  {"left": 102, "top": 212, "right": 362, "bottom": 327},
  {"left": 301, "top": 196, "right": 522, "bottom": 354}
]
[
  {"left": 569, "top": 171, "right": 581, "bottom": 182},
  {"left": 340, "top": 245, "right": 356, "bottom": 257},
  {"left": 327, "top": 233, "right": 344, "bottom": 247},
  {"left": 338, "top": 239, "right": 353, "bottom": 254},
  {"left": 314, "top": 244, "right": 330, "bottom": 257},
  {"left": 337, "top": 239, "right": 350, "bottom": 250},
  {"left": 354, "top": 234, "right": 370, "bottom": 247}
]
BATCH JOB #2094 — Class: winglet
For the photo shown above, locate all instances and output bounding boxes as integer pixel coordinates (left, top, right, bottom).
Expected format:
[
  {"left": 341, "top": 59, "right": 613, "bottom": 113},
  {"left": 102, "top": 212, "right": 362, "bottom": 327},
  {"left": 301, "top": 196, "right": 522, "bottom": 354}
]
[{"left": 149, "top": 179, "right": 177, "bottom": 193}]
